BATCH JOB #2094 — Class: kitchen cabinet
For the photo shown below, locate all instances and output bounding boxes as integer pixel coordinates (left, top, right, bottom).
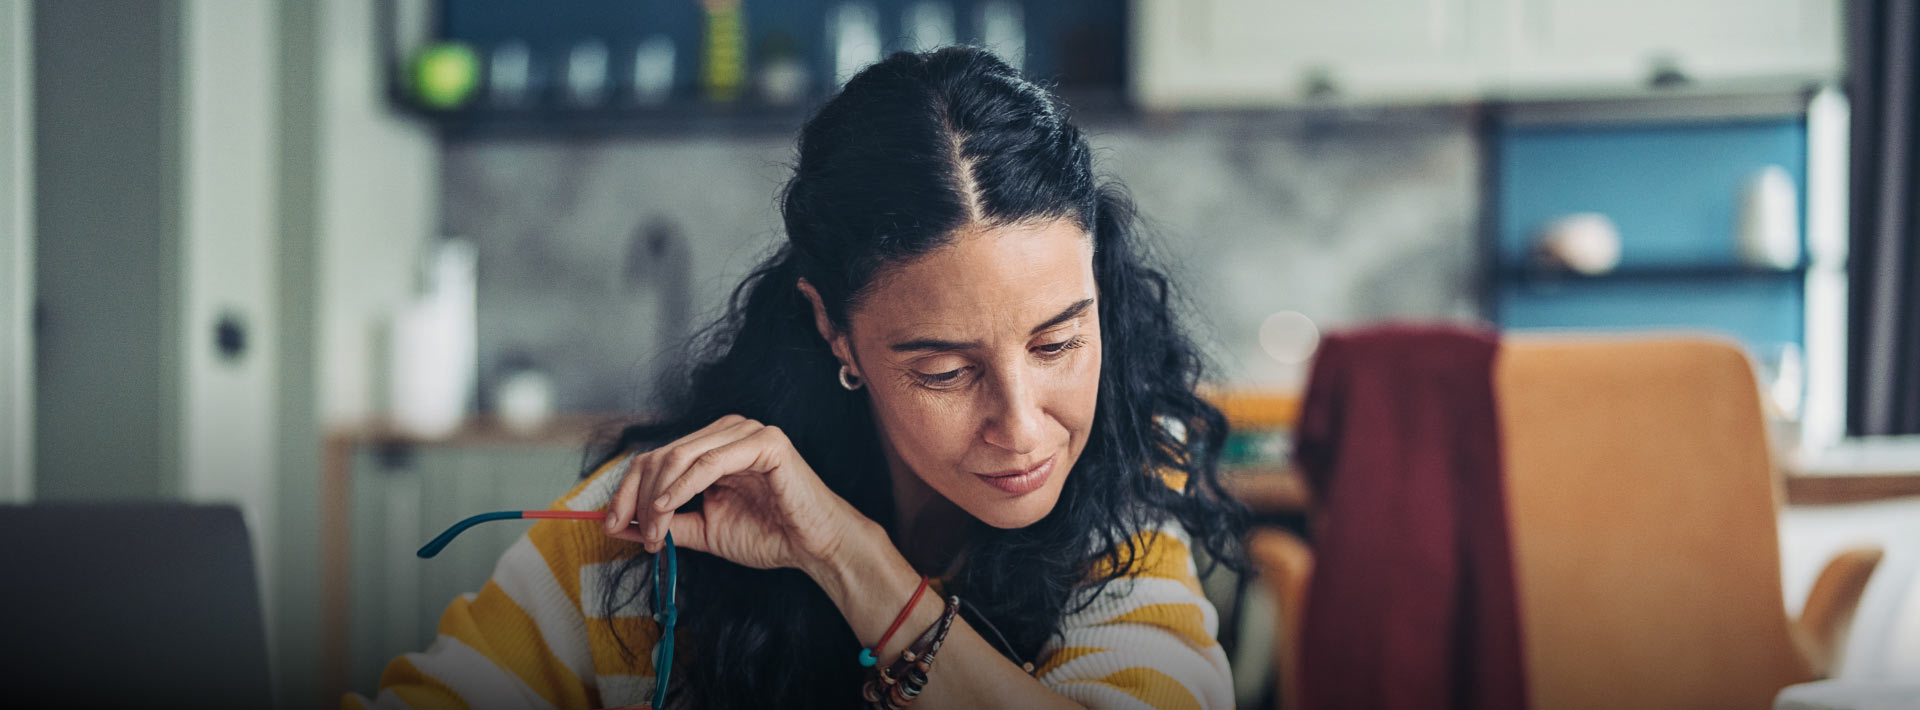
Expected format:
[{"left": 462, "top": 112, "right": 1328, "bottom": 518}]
[
  {"left": 1133, "top": 0, "right": 1485, "bottom": 107},
  {"left": 1488, "top": 0, "right": 1842, "bottom": 98},
  {"left": 1131, "top": 0, "right": 1840, "bottom": 108}
]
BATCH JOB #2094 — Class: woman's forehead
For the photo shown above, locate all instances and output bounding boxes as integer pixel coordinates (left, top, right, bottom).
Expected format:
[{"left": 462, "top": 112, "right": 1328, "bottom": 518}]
[{"left": 856, "top": 219, "right": 1096, "bottom": 342}]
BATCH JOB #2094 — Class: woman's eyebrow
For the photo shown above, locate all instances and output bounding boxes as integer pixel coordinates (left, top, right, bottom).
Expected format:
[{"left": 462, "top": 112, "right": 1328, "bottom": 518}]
[
  {"left": 887, "top": 298, "right": 1095, "bottom": 353},
  {"left": 1028, "top": 298, "right": 1094, "bottom": 335},
  {"left": 890, "top": 337, "right": 978, "bottom": 353}
]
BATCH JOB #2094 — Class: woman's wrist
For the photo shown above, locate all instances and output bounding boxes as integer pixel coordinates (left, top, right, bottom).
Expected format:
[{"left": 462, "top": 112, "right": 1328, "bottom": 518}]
[
  {"left": 804, "top": 516, "right": 904, "bottom": 601},
  {"left": 805, "top": 520, "right": 1083, "bottom": 709},
  {"left": 804, "top": 518, "right": 937, "bottom": 654}
]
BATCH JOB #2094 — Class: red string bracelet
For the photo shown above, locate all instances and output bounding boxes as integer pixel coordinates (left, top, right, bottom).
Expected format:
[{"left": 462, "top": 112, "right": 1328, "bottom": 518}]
[{"left": 859, "top": 576, "right": 931, "bottom": 667}]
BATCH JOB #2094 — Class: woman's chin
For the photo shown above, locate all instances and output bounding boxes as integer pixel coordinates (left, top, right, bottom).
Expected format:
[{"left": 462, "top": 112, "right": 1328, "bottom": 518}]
[{"left": 963, "top": 486, "right": 1064, "bottom": 529}]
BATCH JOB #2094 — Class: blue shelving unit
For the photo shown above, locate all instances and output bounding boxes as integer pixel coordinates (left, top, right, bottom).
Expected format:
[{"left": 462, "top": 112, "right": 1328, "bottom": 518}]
[{"left": 1487, "top": 110, "right": 1810, "bottom": 351}]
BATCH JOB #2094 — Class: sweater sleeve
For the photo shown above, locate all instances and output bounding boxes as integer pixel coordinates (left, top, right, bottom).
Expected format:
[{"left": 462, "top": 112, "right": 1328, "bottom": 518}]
[
  {"left": 344, "top": 455, "right": 654, "bottom": 710},
  {"left": 1032, "top": 524, "right": 1235, "bottom": 710}
]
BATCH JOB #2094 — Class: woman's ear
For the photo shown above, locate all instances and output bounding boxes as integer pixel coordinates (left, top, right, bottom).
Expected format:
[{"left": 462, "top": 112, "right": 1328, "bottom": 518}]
[{"left": 796, "top": 278, "right": 858, "bottom": 374}]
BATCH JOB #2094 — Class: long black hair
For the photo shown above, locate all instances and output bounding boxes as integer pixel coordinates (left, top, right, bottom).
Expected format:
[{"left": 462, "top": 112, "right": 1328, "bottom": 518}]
[{"left": 581, "top": 46, "right": 1247, "bottom": 709}]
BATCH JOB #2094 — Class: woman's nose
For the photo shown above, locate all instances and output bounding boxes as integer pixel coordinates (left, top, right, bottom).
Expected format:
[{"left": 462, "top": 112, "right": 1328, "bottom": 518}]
[{"left": 982, "top": 371, "right": 1044, "bottom": 455}]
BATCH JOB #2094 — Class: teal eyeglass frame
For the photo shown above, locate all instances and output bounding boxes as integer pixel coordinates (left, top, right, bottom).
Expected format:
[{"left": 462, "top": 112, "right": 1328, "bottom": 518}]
[
  {"left": 420, "top": 509, "right": 678, "bottom": 708},
  {"left": 648, "top": 532, "right": 677, "bottom": 709}
]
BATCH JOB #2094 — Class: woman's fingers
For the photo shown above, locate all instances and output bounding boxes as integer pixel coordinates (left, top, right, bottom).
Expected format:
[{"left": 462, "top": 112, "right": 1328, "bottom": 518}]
[
  {"left": 666, "top": 510, "right": 709, "bottom": 553},
  {"left": 609, "top": 510, "right": 711, "bottom": 555},
  {"left": 643, "top": 418, "right": 762, "bottom": 514},
  {"left": 603, "top": 415, "right": 746, "bottom": 536},
  {"left": 656, "top": 425, "right": 790, "bottom": 513},
  {"left": 604, "top": 453, "right": 654, "bottom": 534},
  {"left": 635, "top": 419, "right": 764, "bottom": 550},
  {"left": 606, "top": 526, "right": 649, "bottom": 544}
]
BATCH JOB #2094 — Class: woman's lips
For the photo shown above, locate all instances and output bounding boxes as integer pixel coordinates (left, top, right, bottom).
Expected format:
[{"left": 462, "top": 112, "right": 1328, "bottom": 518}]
[{"left": 973, "top": 456, "right": 1055, "bottom": 496}]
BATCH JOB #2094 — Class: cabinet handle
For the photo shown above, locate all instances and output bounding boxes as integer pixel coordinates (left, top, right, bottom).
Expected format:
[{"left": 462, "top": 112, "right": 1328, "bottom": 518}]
[
  {"left": 1303, "top": 66, "right": 1339, "bottom": 100},
  {"left": 1647, "top": 56, "right": 1690, "bottom": 89},
  {"left": 215, "top": 310, "right": 248, "bottom": 363}
]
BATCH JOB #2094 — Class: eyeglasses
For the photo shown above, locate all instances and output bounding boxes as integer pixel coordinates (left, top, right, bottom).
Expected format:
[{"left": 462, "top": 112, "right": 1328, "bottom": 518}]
[{"left": 420, "top": 509, "right": 678, "bottom": 710}]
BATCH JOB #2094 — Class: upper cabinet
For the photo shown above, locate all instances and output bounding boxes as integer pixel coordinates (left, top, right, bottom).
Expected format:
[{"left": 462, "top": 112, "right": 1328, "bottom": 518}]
[
  {"left": 1132, "top": 0, "right": 1841, "bottom": 108},
  {"left": 1489, "top": 0, "right": 1842, "bottom": 97},
  {"left": 1133, "top": 0, "right": 1486, "bottom": 107}
]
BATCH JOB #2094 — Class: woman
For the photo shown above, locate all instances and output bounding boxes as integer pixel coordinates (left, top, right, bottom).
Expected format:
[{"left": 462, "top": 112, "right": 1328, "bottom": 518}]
[{"left": 350, "top": 47, "right": 1247, "bottom": 710}]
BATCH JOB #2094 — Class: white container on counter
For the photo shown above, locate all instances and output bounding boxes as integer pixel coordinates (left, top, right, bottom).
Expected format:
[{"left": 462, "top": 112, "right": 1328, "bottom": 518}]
[{"left": 388, "top": 239, "right": 477, "bottom": 440}]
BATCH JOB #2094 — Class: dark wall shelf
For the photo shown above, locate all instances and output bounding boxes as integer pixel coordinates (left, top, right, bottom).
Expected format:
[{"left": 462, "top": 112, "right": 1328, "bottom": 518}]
[
  {"left": 1496, "top": 263, "right": 1807, "bottom": 283},
  {"left": 412, "top": 86, "right": 1137, "bottom": 141},
  {"left": 402, "top": 94, "right": 818, "bottom": 140},
  {"left": 385, "top": 0, "right": 1129, "bottom": 137}
]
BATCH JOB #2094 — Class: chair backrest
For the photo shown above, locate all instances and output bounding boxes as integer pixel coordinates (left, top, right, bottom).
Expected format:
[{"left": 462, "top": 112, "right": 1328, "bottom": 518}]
[
  {"left": 0, "top": 503, "right": 273, "bottom": 708},
  {"left": 1496, "top": 336, "right": 1814, "bottom": 709}
]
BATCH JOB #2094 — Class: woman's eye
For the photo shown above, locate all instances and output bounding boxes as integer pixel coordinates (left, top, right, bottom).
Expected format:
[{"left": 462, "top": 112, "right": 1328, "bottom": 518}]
[
  {"left": 1035, "top": 335, "right": 1087, "bottom": 357},
  {"left": 914, "top": 368, "right": 968, "bottom": 387}
]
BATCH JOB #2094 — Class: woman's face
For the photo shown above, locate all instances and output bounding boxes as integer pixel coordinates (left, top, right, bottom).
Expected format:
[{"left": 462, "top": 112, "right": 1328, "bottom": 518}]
[{"left": 840, "top": 218, "right": 1101, "bottom": 529}]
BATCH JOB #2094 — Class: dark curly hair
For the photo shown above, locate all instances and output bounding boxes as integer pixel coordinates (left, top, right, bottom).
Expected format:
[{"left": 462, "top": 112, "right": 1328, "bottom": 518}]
[{"left": 581, "top": 46, "right": 1248, "bottom": 709}]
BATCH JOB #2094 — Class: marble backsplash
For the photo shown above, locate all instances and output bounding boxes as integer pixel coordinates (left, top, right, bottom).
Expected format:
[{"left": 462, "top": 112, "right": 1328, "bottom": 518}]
[{"left": 440, "top": 107, "right": 1483, "bottom": 415}]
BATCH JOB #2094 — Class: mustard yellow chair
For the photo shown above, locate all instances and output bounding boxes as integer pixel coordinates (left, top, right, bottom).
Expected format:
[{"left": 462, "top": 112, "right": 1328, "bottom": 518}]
[{"left": 1249, "top": 335, "right": 1882, "bottom": 710}]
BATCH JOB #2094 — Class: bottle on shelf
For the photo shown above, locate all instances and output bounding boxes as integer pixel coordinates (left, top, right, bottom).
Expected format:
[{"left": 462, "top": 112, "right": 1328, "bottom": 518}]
[{"left": 702, "top": 0, "right": 747, "bottom": 102}]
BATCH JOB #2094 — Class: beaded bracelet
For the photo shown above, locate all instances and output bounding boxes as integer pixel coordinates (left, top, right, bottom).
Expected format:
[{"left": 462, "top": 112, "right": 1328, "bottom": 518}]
[{"left": 861, "top": 595, "right": 960, "bottom": 709}]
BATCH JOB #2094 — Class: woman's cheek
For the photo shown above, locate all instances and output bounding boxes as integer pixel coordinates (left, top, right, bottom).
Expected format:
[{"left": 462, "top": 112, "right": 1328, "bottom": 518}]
[
  {"left": 888, "top": 390, "right": 978, "bottom": 462},
  {"left": 1073, "top": 341, "right": 1102, "bottom": 398},
  {"left": 1068, "top": 344, "right": 1102, "bottom": 440}
]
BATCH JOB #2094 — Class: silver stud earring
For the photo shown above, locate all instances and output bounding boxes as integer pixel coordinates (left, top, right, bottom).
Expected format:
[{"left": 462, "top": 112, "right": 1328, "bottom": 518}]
[{"left": 837, "top": 364, "right": 863, "bottom": 391}]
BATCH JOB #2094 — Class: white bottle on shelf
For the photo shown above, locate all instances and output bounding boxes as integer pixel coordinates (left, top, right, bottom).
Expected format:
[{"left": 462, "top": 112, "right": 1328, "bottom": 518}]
[
  {"left": 903, "top": 2, "right": 956, "bottom": 52},
  {"left": 1739, "top": 164, "right": 1801, "bottom": 270},
  {"left": 977, "top": 1, "right": 1025, "bottom": 74},
  {"left": 631, "top": 36, "right": 677, "bottom": 106},
  {"left": 829, "top": 2, "right": 882, "bottom": 87}
]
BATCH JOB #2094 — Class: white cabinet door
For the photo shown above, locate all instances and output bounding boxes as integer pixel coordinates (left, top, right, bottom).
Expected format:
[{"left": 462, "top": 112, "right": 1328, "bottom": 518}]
[
  {"left": 1132, "top": 0, "right": 1840, "bottom": 107},
  {"left": 178, "top": 0, "right": 281, "bottom": 601},
  {"left": 1487, "top": 0, "right": 1840, "bottom": 96},
  {"left": 0, "top": 0, "right": 30, "bottom": 503},
  {"left": 1133, "top": 0, "right": 1483, "bottom": 108}
]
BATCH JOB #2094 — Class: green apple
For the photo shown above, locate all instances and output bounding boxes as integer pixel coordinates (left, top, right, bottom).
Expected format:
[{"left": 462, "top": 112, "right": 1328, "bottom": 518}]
[{"left": 412, "top": 42, "right": 480, "bottom": 109}]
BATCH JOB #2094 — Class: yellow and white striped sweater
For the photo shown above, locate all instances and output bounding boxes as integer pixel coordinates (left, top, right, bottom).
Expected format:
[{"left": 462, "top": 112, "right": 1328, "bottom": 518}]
[{"left": 346, "top": 454, "right": 1233, "bottom": 710}]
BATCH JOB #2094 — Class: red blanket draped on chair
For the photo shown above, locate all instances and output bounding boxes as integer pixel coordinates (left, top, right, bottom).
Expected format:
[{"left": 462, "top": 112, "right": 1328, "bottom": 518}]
[{"left": 1291, "top": 325, "right": 1529, "bottom": 710}]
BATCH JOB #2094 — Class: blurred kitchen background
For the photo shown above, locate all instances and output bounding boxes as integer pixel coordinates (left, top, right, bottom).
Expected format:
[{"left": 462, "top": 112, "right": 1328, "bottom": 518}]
[{"left": 3, "top": 0, "right": 1919, "bottom": 708}]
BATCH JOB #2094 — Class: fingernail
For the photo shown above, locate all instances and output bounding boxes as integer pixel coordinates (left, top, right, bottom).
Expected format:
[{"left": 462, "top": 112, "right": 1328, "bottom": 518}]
[
  {"left": 604, "top": 512, "right": 617, "bottom": 530},
  {"left": 654, "top": 494, "right": 671, "bottom": 510}
]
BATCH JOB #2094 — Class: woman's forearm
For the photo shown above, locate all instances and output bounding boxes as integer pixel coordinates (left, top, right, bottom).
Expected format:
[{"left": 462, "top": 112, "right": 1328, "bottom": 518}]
[{"left": 803, "top": 520, "right": 1086, "bottom": 710}]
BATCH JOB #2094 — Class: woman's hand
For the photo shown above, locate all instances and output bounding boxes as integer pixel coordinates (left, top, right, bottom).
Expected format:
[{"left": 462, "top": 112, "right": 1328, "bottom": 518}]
[{"left": 603, "top": 415, "right": 874, "bottom": 574}]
